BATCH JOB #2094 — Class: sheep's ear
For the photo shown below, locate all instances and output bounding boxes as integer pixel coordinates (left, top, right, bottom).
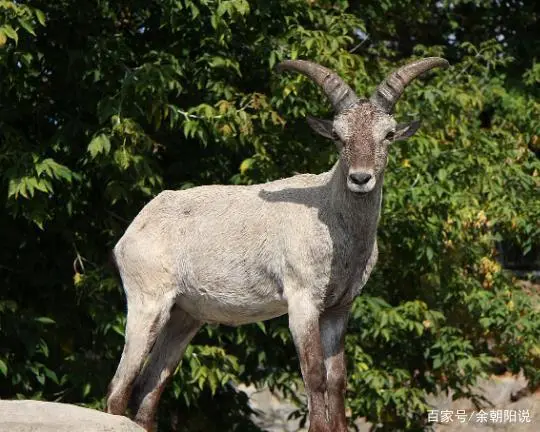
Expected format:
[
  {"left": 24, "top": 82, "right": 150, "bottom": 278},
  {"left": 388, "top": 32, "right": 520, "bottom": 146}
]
[
  {"left": 393, "top": 120, "right": 421, "bottom": 141},
  {"left": 307, "top": 116, "right": 336, "bottom": 140}
]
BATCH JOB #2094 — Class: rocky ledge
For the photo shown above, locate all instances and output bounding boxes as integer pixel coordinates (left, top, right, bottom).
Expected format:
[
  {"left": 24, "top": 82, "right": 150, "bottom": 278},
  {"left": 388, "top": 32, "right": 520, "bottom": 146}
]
[{"left": 0, "top": 400, "right": 143, "bottom": 432}]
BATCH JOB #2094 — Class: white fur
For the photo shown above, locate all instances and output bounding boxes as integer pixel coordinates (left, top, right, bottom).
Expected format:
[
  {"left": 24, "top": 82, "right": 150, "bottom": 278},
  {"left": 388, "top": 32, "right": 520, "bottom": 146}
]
[
  {"left": 114, "top": 158, "right": 381, "bottom": 325},
  {"left": 107, "top": 101, "right": 398, "bottom": 432}
]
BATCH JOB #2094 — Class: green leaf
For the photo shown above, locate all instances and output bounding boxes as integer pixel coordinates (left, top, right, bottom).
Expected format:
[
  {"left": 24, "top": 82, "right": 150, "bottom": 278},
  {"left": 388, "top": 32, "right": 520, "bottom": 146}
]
[
  {"left": 35, "top": 10, "right": 46, "bottom": 26},
  {"left": 87, "top": 134, "right": 111, "bottom": 158},
  {"left": 0, "top": 359, "right": 7, "bottom": 377},
  {"left": 208, "top": 371, "right": 218, "bottom": 395},
  {"left": 426, "top": 246, "right": 434, "bottom": 262},
  {"left": 17, "top": 18, "right": 36, "bottom": 36},
  {"left": 44, "top": 369, "right": 58, "bottom": 384},
  {"left": 239, "top": 158, "right": 253, "bottom": 174},
  {"left": 2, "top": 25, "right": 18, "bottom": 44},
  {"left": 256, "top": 321, "right": 266, "bottom": 334},
  {"left": 112, "top": 324, "right": 125, "bottom": 337},
  {"left": 35, "top": 317, "right": 55, "bottom": 325}
]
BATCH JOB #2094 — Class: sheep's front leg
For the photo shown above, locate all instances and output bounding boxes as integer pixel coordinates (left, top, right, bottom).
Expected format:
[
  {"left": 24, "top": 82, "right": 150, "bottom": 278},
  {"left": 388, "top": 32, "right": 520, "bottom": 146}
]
[
  {"left": 320, "top": 307, "right": 350, "bottom": 432},
  {"left": 288, "top": 295, "right": 328, "bottom": 432}
]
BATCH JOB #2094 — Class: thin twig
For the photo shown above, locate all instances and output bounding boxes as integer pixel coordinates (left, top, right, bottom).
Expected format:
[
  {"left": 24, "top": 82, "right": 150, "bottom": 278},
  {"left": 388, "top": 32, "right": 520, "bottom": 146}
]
[
  {"left": 72, "top": 248, "right": 85, "bottom": 274},
  {"left": 106, "top": 210, "right": 130, "bottom": 223},
  {"left": 349, "top": 37, "right": 369, "bottom": 53},
  {"left": 410, "top": 173, "right": 421, "bottom": 189},
  {"left": 174, "top": 98, "right": 253, "bottom": 121}
]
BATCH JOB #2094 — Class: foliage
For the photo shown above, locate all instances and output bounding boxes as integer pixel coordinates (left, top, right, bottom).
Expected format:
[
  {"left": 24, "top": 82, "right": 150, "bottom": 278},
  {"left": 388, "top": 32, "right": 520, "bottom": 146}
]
[{"left": 0, "top": 0, "right": 538, "bottom": 430}]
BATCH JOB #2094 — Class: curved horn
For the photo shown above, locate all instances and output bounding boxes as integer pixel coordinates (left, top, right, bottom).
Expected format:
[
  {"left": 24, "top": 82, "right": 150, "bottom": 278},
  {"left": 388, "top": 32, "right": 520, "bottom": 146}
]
[
  {"left": 276, "top": 60, "right": 359, "bottom": 112},
  {"left": 370, "top": 57, "right": 449, "bottom": 113}
]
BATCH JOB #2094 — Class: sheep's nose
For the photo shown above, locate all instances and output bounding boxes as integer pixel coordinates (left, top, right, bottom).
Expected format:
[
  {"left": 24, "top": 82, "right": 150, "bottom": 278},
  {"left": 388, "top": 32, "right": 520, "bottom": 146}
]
[{"left": 348, "top": 172, "right": 372, "bottom": 186}]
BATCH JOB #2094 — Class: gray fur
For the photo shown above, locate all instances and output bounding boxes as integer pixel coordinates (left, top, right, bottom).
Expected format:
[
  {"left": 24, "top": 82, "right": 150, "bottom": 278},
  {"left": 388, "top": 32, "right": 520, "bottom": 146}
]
[{"left": 106, "top": 58, "right": 447, "bottom": 432}]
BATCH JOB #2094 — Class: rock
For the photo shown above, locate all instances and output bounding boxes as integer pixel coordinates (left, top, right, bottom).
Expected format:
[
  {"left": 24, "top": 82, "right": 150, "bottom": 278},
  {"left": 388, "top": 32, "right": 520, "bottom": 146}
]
[
  {"left": 237, "top": 372, "right": 540, "bottom": 432},
  {"left": 0, "top": 400, "right": 144, "bottom": 432},
  {"left": 237, "top": 384, "right": 306, "bottom": 432},
  {"left": 429, "top": 372, "right": 539, "bottom": 432}
]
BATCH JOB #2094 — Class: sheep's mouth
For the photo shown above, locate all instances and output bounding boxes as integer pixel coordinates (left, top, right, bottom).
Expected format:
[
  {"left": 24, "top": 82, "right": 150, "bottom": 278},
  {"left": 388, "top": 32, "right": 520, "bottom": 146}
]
[{"left": 347, "top": 177, "right": 376, "bottom": 194}]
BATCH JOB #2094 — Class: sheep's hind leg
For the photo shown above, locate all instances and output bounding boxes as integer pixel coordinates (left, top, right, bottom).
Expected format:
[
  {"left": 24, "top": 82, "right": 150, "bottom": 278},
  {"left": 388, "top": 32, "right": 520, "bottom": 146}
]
[
  {"left": 106, "top": 294, "right": 174, "bottom": 417},
  {"left": 129, "top": 304, "right": 202, "bottom": 431}
]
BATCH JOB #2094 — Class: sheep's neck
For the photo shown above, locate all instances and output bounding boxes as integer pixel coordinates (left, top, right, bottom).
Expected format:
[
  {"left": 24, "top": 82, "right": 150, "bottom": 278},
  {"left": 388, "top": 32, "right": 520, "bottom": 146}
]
[{"left": 325, "top": 159, "right": 383, "bottom": 243}]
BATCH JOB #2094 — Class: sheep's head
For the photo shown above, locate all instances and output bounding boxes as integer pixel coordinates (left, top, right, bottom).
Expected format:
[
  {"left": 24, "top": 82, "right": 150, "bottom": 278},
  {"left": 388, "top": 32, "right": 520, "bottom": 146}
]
[{"left": 277, "top": 58, "right": 449, "bottom": 194}]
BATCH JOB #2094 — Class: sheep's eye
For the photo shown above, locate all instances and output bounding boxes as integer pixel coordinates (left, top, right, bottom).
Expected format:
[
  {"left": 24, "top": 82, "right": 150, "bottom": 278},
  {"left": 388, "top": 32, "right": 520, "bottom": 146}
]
[{"left": 385, "top": 131, "right": 395, "bottom": 141}]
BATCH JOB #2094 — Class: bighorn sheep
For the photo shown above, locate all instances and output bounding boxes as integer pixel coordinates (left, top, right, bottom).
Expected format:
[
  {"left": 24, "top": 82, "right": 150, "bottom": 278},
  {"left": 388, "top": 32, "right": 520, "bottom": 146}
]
[{"left": 106, "top": 57, "right": 449, "bottom": 432}]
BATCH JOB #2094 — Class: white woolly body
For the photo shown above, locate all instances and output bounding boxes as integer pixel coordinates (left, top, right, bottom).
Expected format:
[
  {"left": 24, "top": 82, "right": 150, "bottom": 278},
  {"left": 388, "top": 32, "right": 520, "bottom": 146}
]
[{"left": 114, "top": 159, "right": 380, "bottom": 327}]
